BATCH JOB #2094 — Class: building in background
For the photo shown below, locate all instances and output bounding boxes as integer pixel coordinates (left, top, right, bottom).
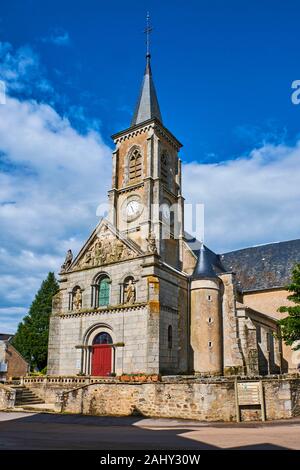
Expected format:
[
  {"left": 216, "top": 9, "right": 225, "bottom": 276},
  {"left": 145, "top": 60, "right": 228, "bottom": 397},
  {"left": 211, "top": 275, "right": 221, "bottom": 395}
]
[{"left": 0, "top": 334, "right": 29, "bottom": 382}]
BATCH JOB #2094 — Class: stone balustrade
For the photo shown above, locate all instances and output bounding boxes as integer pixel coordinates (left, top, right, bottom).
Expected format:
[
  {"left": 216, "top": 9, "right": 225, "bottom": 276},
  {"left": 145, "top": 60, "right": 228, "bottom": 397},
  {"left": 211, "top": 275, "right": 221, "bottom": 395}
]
[{"left": 21, "top": 375, "right": 116, "bottom": 386}]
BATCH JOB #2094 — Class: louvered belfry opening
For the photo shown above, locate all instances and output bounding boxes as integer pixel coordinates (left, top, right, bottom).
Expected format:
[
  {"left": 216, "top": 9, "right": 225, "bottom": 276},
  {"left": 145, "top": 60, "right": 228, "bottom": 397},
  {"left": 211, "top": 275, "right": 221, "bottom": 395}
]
[
  {"left": 129, "top": 149, "right": 142, "bottom": 182},
  {"left": 161, "top": 151, "right": 168, "bottom": 185}
]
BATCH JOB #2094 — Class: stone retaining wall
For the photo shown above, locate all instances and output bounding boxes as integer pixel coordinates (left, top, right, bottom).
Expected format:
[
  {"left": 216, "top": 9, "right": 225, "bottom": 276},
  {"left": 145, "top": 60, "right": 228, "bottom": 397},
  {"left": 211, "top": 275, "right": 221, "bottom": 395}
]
[
  {"left": 58, "top": 381, "right": 236, "bottom": 421},
  {"left": 0, "top": 384, "right": 16, "bottom": 409},
  {"left": 22, "top": 375, "right": 300, "bottom": 422}
]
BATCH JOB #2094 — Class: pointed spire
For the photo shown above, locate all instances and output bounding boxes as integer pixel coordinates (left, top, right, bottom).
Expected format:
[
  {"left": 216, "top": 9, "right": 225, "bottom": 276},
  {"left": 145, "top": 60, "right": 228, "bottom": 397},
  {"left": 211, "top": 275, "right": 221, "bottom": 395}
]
[
  {"left": 192, "top": 243, "right": 218, "bottom": 279},
  {"left": 131, "top": 14, "right": 163, "bottom": 127}
]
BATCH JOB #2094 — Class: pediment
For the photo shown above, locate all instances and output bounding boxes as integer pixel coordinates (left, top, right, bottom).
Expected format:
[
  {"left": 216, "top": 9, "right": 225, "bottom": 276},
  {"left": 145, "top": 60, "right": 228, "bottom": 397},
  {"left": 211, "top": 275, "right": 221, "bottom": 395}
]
[{"left": 69, "top": 219, "right": 144, "bottom": 271}]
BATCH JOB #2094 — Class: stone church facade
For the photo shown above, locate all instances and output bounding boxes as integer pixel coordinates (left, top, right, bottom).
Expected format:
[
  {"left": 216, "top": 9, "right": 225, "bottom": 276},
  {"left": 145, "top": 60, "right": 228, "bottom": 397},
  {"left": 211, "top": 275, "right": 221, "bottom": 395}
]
[{"left": 47, "top": 52, "right": 298, "bottom": 378}]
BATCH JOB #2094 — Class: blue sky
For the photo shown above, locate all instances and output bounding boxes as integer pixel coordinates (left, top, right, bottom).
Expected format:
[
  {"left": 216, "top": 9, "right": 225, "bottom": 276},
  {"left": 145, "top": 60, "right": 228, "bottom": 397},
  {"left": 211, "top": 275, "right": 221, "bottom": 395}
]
[
  {"left": 2, "top": 0, "right": 300, "bottom": 157},
  {"left": 0, "top": 0, "right": 300, "bottom": 332}
]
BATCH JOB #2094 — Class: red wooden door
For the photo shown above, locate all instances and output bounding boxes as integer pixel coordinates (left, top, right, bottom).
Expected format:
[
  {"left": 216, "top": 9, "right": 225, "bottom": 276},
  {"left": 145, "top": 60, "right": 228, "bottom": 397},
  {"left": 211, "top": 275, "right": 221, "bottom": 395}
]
[{"left": 91, "top": 345, "right": 112, "bottom": 376}]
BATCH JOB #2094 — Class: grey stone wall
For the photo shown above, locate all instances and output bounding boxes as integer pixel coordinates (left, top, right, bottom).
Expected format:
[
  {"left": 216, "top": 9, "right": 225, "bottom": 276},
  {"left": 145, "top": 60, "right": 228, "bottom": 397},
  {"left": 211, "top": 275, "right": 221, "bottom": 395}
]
[
  {"left": 0, "top": 384, "right": 16, "bottom": 409},
  {"left": 49, "top": 377, "right": 300, "bottom": 422},
  {"left": 220, "top": 273, "right": 245, "bottom": 374},
  {"left": 158, "top": 267, "right": 189, "bottom": 374},
  {"left": 159, "top": 307, "right": 179, "bottom": 373},
  {"left": 58, "top": 380, "right": 236, "bottom": 422},
  {"left": 48, "top": 241, "right": 190, "bottom": 376},
  {"left": 48, "top": 305, "right": 149, "bottom": 376}
]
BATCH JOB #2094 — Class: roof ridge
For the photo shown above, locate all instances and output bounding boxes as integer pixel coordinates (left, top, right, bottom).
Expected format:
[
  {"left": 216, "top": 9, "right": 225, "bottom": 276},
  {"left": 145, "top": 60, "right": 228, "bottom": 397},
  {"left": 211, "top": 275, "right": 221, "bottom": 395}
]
[{"left": 221, "top": 238, "right": 300, "bottom": 256}]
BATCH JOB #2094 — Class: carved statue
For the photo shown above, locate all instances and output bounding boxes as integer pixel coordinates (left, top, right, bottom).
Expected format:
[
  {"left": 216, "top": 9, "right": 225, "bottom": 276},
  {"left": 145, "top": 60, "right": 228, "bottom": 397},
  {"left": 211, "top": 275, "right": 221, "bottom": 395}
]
[
  {"left": 94, "top": 239, "right": 102, "bottom": 265},
  {"left": 61, "top": 249, "right": 73, "bottom": 272},
  {"left": 105, "top": 240, "right": 113, "bottom": 262},
  {"left": 146, "top": 231, "right": 157, "bottom": 254},
  {"left": 115, "top": 239, "right": 124, "bottom": 260},
  {"left": 84, "top": 248, "right": 92, "bottom": 266},
  {"left": 125, "top": 279, "right": 135, "bottom": 304},
  {"left": 73, "top": 288, "right": 82, "bottom": 310},
  {"left": 52, "top": 292, "right": 61, "bottom": 311}
]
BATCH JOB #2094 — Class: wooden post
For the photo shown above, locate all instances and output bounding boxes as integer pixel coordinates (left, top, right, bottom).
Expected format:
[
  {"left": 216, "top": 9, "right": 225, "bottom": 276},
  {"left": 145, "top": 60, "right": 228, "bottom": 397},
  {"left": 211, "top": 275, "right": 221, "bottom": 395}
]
[
  {"left": 235, "top": 377, "right": 240, "bottom": 422},
  {"left": 259, "top": 380, "right": 266, "bottom": 421}
]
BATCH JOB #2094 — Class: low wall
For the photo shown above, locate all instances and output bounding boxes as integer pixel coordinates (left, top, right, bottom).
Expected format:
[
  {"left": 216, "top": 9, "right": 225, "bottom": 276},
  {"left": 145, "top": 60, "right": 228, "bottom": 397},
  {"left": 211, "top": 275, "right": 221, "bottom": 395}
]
[
  {"left": 0, "top": 384, "right": 16, "bottom": 410},
  {"left": 23, "top": 375, "right": 300, "bottom": 422},
  {"left": 59, "top": 381, "right": 236, "bottom": 421}
]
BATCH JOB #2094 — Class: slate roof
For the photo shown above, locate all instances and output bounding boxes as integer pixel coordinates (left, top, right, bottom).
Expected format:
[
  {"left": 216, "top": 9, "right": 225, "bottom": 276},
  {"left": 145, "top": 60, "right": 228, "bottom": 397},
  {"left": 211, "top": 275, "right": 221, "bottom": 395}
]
[
  {"left": 184, "top": 233, "right": 226, "bottom": 276},
  {"left": 131, "top": 55, "right": 163, "bottom": 126},
  {"left": 185, "top": 234, "right": 300, "bottom": 292},
  {"left": 192, "top": 244, "right": 218, "bottom": 279},
  {"left": 220, "top": 239, "right": 300, "bottom": 292},
  {"left": 0, "top": 333, "right": 13, "bottom": 341}
]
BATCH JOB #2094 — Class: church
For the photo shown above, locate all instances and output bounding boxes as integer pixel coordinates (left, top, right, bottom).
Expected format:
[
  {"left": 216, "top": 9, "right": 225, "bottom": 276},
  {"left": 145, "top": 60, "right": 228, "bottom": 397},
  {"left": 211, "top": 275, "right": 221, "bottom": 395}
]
[{"left": 47, "top": 49, "right": 300, "bottom": 378}]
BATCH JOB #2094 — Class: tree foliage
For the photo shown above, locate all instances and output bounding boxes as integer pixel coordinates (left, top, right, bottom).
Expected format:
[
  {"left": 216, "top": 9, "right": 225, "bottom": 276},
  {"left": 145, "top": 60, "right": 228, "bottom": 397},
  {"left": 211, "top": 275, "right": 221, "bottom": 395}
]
[
  {"left": 12, "top": 272, "right": 59, "bottom": 370},
  {"left": 278, "top": 263, "right": 300, "bottom": 350}
]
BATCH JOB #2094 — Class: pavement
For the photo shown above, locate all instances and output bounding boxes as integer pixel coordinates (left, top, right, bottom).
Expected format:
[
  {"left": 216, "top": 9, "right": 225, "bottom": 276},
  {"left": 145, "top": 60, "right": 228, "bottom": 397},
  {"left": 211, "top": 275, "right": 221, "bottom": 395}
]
[{"left": 0, "top": 411, "right": 300, "bottom": 450}]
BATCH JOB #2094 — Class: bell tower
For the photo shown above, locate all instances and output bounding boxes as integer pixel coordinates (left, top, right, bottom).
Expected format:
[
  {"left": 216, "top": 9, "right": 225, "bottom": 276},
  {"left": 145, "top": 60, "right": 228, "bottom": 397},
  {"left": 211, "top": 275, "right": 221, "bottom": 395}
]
[{"left": 108, "top": 17, "right": 184, "bottom": 268}]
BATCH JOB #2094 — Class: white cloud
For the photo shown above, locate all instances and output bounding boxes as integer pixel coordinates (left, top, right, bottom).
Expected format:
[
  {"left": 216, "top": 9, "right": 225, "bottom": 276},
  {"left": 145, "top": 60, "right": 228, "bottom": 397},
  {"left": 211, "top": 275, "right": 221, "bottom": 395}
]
[
  {"left": 0, "top": 42, "right": 112, "bottom": 332},
  {"left": 1, "top": 111, "right": 108, "bottom": 241},
  {"left": 0, "top": 42, "right": 53, "bottom": 96},
  {"left": 0, "top": 307, "right": 28, "bottom": 334},
  {"left": 41, "top": 28, "right": 70, "bottom": 46},
  {"left": 183, "top": 142, "right": 300, "bottom": 253}
]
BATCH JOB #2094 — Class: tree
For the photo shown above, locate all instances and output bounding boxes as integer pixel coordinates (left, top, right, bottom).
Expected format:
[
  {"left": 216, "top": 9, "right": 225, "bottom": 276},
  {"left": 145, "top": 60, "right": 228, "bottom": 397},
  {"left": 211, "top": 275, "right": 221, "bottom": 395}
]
[
  {"left": 278, "top": 263, "right": 300, "bottom": 350},
  {"left": 12, "top": 272, "right": 59, "bottom": 371}
]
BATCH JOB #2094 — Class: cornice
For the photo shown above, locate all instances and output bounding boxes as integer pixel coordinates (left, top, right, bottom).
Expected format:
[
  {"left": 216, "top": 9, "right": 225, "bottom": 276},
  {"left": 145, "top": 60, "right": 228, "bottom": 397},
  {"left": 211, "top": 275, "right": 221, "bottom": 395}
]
[
  {"left": 111, "top": 118, "right": 182, "bottom": 151},
  {"left": 57, "top": 302, "right": 148, "bottom": 319}
]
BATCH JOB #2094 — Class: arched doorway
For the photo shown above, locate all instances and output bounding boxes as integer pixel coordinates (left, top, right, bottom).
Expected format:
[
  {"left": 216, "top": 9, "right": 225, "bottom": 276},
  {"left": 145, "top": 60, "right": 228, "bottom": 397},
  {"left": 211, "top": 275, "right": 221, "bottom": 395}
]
[{"left": 91, "top": 332, "right": 113, "bottom": 376}]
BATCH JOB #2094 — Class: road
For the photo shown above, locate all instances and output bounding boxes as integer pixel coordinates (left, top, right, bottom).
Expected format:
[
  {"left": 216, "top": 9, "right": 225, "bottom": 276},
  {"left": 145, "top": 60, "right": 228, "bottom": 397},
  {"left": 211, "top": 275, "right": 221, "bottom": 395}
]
[{"left": 0, "top": 412, "right": 300, "bottom": 450}]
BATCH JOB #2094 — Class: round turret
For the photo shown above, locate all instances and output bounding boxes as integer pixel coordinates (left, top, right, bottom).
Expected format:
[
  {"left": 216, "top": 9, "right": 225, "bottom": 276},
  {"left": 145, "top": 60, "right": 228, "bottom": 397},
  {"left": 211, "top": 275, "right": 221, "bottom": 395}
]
[{"left": 190, "top": 244, "right": 223, "bottom": 375}]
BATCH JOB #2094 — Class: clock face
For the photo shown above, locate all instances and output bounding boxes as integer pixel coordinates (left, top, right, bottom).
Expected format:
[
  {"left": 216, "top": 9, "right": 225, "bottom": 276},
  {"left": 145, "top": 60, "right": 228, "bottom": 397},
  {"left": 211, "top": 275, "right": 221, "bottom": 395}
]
[
  {"left": 126, "top": 200, "right": 140, "bottom": 216},
  {"left": 123, "top": 197, "right": 142, "bottom": 221}
]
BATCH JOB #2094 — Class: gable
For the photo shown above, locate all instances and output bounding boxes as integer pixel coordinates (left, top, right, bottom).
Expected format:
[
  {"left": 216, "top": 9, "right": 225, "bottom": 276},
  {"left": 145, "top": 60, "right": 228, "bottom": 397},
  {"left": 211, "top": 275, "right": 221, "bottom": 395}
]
[{"left": 70, "top": 219, "right": 144, "bottom": 271}]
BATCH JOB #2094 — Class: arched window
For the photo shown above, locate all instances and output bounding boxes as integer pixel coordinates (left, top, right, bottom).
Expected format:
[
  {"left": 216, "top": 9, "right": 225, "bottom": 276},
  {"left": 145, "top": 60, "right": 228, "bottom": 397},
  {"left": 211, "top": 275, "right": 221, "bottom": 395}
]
[
  {"left": 170, "top": 209, "right": 175, "bottom": 235},
  {"left": 161, "top": 151, "right": 169, "bottom": 185},
  {"left": 98, "top": 276, "right": 110, "bottom": 307},
  {"left": 168, "top": 325, "right": 173, "bottom": 350},
  {"left": 93, "top": 332, "right": 113, "bottom": 345},
  {"left": 123, "top": 276, "right": 136, "bottom": 304},
  {"left": 129, "top": 148, "right": 142, "bottom": 182}
]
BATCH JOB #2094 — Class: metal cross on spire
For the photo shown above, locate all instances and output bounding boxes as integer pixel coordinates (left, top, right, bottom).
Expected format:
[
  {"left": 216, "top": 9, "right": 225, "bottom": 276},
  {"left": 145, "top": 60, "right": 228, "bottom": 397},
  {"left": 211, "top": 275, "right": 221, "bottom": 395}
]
[{"left": 144, "top": 12, "right": 152, "bottom": 58}]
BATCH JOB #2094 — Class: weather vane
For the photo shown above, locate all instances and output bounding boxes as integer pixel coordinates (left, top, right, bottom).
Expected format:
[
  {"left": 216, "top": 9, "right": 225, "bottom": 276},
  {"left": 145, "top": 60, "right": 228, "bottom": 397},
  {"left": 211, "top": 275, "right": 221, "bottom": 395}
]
[{"left": 144, "top": 12, "right": 152, "bottom": 58}]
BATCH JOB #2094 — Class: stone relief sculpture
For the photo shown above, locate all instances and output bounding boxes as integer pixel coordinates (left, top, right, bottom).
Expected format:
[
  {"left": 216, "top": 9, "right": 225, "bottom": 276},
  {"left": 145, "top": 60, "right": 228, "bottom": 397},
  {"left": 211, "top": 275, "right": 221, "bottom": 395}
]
[
  {"left": 83, "top": 247, "right": 93, "bottom": 267},
  {"left": 61, "top": 249, "right": 73, "bottom": 272},
  {"left": 125, "top": 279, "right": 135, "bottom": 304},
  {"left": 73, "top": 288, "right": 82, "bottom": 311},
  {"left": 94, "top": 239, "right": 102, "bottom": 265},
  {"left": 146, "top": 231, "right": 157, "bottom": 254},
  {"left": 78, "top": 235, "right": 135, "bottom": 269}
]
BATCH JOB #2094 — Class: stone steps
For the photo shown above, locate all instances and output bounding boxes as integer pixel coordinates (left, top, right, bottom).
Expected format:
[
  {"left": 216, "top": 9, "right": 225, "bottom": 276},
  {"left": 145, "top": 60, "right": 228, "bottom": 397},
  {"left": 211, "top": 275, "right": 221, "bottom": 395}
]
[
  {"left": 14, "top": 386, "right": 45, "bottom": 406},
  {"left": 14, "top": 403, "right": 56, "bottom": 413}
]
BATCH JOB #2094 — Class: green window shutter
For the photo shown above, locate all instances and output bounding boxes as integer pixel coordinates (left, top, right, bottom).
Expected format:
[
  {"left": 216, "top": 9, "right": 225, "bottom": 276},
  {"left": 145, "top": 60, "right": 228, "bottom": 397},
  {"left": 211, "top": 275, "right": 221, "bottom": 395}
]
[{"left": 98, "top": 278, "right": 110, "bottom": 306}]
